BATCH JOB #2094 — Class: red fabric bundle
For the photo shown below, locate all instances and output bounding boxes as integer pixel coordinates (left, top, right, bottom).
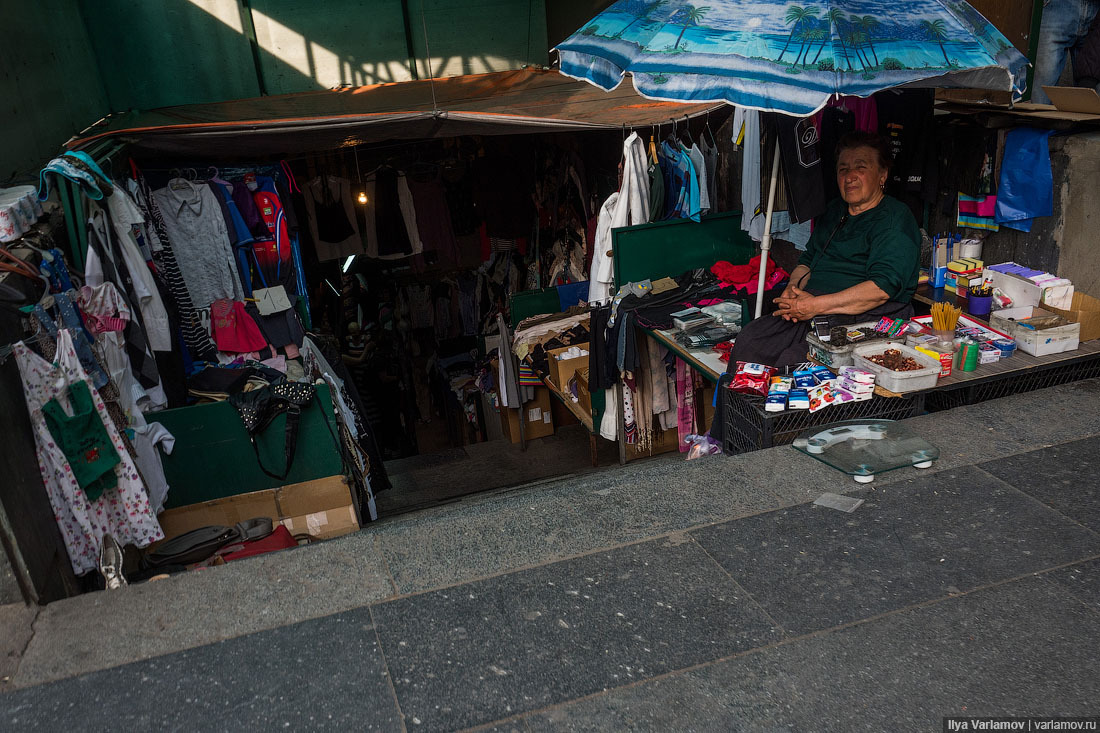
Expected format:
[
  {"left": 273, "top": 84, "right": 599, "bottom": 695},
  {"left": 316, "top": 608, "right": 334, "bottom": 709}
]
[
  {"left": 710, "top": 256, "right": 788, "bottom": 294},
  {"left": 210, "top": 299, "right": 269, "bottom": 353},
  {"left": 221, "top": 525, "right": 297, "bottom": 562}
]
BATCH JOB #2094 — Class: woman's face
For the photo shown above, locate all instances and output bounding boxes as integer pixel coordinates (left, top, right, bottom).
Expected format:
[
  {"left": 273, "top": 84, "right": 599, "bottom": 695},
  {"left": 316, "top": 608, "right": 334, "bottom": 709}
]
[{"left": 836, "top": 146, "right": 887, "bottom": 209}]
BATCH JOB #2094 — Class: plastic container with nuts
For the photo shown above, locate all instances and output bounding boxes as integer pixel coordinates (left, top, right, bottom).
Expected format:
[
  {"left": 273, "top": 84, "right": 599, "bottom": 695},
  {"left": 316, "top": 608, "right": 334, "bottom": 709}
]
[{"left": 852, "top": 341, "right": 941, "bottom": 393}]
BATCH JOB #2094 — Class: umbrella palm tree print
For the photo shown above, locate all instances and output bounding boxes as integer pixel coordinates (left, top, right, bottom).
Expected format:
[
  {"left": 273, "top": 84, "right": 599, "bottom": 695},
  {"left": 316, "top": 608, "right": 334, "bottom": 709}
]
[
  {"left": 825, "top": 8, "right": 854, "bottom": 71},
  {"left": 797, "top": 27, "right": 827, "bottom": 67},
  {"left": 855, "top": 15, "right": 880, "bottom": 66},
  {"left": 778, "top": 6, "right": 819, "bottom": 63},
  {"left": 673, "top": 5, "right": 711, "bottom": 50},
  {"left": 613, "top": 0, "right": 666, "bottom": 39},
  {"left": 920, "top": 18, "right": 952, "bottom": 66}
]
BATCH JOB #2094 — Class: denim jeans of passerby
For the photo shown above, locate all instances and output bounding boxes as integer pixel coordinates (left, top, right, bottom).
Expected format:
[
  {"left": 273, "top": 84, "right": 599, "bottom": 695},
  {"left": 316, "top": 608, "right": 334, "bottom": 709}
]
[{"left": 1032, "top": 0, "right": 1100, "bottom": 103}]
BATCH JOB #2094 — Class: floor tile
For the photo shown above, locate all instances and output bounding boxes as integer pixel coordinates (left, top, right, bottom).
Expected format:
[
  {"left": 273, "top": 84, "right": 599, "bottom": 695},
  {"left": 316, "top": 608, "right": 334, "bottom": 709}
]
[
  {"left": 691, "top": 466, "right": 1100, "bottom": 634},
  {"left": 16, "top": 533, "right": 395, "bottom": 687},
  {"left": 371, "top": 537, "right": 781, "bottom": 731},
  {"left": 524, "top": 576, "right": 1100, "bottom": 731},
  {"left": 1042, "top": 557, "right": 1100, "bottom": 612},
  {"left": 979, "top": 435, "right": 1100, "bottom": 532},
  {"left": 0, "top": 609, "right": 402, "bottom": 731},
  {"left": 375, "top": 454, "right": 778, "bottom": 595}
]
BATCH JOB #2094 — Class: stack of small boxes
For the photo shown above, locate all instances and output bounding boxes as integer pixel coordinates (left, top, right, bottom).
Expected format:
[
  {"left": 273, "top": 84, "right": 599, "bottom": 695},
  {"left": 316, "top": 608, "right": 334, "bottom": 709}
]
[
  {"left": 945, "top": 258, "right": 983, "bottom": 298},
  {"left": 765, "top": 365, "right": 876, "bottom": 413}
]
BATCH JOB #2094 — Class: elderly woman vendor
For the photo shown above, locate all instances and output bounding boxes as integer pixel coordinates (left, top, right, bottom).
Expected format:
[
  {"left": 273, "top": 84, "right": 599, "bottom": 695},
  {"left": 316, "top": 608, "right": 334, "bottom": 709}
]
[{"left": 730, "top": 131, "right": 922, "bottom": 369}]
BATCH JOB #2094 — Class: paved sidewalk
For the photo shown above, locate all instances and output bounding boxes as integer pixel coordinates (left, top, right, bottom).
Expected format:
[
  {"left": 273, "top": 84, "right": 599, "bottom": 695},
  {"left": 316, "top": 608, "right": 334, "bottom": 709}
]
[{"left": 2, "top": 380, "right": 1099, "bottom": 730}]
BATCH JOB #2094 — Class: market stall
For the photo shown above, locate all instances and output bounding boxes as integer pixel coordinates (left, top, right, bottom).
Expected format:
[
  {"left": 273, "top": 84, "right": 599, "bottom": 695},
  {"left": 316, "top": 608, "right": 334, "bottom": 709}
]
[
  {"left": 0, "top": 68, "right": 743, "bottom": 599},
  {"left": 7, "top": 22, "right": 1100, "bottom": 599}
]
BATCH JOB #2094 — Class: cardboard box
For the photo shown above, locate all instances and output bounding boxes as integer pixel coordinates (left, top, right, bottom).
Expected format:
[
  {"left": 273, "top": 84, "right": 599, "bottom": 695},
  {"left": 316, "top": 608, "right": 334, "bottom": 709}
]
[
  {"left": 157, "top": 476, "right": 359, "bottom": 543},
  {"left": 987, "top": 269, "right": 1074, "bottom": 310},
  {"left": 625, "top": 425, "right": 681, "bottom": 461},
  {"left": 501, "top": 387, "right": 554, "bottom": 443},
  {"left": 991, "top": 307, "right": 1080, "bottom": 357},
  {"left": 158, "top": 490, "right": 280, "bottom": 540},
  {"left": 547, "top": 346, "right": 589, "bottom": 391},
  {"left": 276, "top": 477, "right": 360, "bottom": 540},
  {"left": 573, "top": 368, "right": 592, "bottom": 415},
  {"left": 1045, "top": 291, "right": 1100, "bottom": 342}
]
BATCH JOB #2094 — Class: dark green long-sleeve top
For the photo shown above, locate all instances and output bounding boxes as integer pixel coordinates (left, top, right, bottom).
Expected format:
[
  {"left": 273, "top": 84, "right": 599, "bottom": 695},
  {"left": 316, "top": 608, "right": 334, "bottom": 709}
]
[{"left": 797, "top": 196, "right": 921, "bottom": 302}]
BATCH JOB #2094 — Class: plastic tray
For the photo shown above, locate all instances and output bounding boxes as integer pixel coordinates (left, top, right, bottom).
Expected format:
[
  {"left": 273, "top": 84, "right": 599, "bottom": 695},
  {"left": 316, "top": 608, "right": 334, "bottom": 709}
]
[
  {"left": 805, "top": 320, "right": 880, "bottom": 368},
  {"left": 852, "top": 341, "right": 940, "bottom": 393}
]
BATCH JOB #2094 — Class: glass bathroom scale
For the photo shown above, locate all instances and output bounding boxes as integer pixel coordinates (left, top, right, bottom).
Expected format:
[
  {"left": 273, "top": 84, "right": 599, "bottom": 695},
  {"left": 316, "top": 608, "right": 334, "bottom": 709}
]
[{"left": 791, "top": 420, "right": 939, "bottom": 483}]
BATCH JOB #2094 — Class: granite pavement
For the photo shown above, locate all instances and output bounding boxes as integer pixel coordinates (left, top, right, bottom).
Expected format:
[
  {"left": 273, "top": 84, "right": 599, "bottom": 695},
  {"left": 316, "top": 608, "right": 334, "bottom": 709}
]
[{"left": 2, "top": 379, "right": 1099, "bottom": 730}]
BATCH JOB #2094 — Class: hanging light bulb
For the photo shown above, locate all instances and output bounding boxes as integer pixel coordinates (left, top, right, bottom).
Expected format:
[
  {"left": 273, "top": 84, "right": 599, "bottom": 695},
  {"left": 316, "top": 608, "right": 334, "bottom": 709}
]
[{"left": 354, "top": 146, "right": 367, "bottom": 205}]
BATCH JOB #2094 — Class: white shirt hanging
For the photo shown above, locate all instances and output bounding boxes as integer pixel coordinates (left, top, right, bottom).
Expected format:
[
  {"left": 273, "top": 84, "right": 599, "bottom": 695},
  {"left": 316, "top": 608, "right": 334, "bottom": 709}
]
[{"left": 14, "top": 330, "right": 163, "bottom": 576}]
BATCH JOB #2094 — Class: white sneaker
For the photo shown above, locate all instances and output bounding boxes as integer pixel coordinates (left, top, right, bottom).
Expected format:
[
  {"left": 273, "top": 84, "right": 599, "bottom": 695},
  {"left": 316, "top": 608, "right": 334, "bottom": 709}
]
[{"left": 98, "top": 534, "right": 128, "bottom": 590}]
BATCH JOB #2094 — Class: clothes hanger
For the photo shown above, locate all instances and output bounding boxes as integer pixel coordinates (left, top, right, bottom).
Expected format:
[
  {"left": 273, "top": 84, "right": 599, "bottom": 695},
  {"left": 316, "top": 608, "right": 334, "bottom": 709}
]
[
  {"left": 18, "top": 233, "right": 55, "bottom": 264},
  {"left": 648, "top": 125, "right": 659, "bottom": 165},
  {"left": 666, "top": 118, "right": 679, "bottom": 146},
  {"left": 682, "top": 115, "right": 694, "bottom": 146},
  {"left": 704, "top": 110, "right": 717, "bottom": 147}
]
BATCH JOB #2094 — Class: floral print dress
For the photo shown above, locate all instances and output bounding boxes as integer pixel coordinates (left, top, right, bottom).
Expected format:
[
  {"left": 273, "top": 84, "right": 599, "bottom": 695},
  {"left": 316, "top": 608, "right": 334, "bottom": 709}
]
[{"left": 15, "top": 329, "right": 163, "bottom": 575}]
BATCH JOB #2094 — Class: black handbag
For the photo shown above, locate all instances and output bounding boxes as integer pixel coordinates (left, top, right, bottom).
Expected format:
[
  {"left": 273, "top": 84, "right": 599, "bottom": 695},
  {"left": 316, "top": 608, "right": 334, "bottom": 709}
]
[
  {"left": 230, "top": 381, "right": 315, "bottom": 480},
  {"left": 145, "top": 518, "right": 274, "bottom": 568}
]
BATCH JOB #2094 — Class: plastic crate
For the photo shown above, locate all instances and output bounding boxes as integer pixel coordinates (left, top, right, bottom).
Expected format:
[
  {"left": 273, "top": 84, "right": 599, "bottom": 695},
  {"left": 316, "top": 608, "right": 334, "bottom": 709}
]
[
  {"left": 925, "top": 351, "right": 1100, "bottom": 412},
  {"left": 721, "top": 388, "right": 925, "bottom": 455}
]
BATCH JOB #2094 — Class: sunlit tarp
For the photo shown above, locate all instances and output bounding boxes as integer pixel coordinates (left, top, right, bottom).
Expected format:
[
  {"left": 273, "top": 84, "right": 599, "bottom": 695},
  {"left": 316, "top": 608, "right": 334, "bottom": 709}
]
[{"left": 67, "top": 69, "right": 723, "bottom": 156}]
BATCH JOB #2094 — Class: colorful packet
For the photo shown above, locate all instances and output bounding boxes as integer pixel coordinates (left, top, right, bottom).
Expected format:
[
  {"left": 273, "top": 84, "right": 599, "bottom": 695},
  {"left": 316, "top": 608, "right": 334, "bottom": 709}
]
[{"left": 731, "top": 361, "right": 777, "bottom": 396}]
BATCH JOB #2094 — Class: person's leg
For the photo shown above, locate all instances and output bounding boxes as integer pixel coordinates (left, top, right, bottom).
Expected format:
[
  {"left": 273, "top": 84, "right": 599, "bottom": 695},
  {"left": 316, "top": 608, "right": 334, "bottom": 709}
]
[
  {"left": 1071, "top": 2, "right": 1100, "bottom": 91},
  {"left": 1032, "top": 0, "right": 1093, "bottom": 103},
  {"left": 728, "top": 315, "right": 812, "bottom": 369}
]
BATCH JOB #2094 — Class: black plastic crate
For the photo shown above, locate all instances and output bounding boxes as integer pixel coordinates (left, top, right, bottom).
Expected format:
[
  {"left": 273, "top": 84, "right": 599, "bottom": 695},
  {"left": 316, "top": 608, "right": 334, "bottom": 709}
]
[
  {"left": 721, "top": 388, "right": 925, "bottom": 455},
  {"left": 925, "top": 352, "right": 1100, "bottom": 411}
]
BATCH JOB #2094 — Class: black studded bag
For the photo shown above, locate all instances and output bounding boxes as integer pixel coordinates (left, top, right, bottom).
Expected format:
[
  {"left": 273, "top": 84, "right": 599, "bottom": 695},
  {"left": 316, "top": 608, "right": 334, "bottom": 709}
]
[{"left": 230, "top": 381, "right": 315, "bottom": 480}]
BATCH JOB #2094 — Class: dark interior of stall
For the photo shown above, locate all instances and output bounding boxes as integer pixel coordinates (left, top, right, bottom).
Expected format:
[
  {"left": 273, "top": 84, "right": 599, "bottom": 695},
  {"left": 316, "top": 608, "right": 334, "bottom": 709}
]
[{"left": 123, "top": 120, "right": 731, "bottom": 516}]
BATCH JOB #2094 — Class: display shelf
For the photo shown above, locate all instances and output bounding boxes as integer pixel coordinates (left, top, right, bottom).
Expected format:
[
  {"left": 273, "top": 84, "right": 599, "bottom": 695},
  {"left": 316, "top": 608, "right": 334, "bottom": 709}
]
[{"left": 647, "top": 328, "right": 726, "bottom": 383}]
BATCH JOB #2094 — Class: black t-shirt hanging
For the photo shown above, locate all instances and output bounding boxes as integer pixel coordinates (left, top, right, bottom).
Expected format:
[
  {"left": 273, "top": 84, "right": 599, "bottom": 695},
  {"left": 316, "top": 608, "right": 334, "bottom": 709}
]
[
  {"left": 375, "top": 167, "right": 412, "bottom": 257},
  {"left": 774, "top": 113, "right": 826, "bottom": 224},
  {"left": 875, "top": 89, "right": 935, "bottom": 200},
  {"left": 314, "top": 176, "right": 356, "bottom": 244}
]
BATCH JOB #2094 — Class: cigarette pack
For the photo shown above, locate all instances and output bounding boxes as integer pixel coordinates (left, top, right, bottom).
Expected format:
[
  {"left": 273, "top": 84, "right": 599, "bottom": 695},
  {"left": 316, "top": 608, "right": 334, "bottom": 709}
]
[{"left": 788, "top": 389, "right": 810, "bottom": 410}]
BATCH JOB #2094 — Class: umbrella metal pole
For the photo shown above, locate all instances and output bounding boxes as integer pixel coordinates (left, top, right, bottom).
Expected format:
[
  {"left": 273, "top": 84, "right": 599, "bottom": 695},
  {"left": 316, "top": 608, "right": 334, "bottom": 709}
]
[{"left": 755, "top": 138, "right": 782, "bottom": 319}]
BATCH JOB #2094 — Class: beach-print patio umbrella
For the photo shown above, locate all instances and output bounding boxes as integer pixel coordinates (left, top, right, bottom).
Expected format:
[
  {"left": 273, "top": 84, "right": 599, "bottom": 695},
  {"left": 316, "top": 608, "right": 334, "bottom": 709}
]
[{"left": 556, "top": 0, "right": 1027, "bottom": 314}]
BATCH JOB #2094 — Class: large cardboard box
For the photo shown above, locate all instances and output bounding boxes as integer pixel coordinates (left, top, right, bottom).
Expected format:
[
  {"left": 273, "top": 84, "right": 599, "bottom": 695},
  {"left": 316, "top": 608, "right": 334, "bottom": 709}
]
[
  {"left": 500, "top": 387, "right": 554, "bottom": 443},
  {"left": 547, "top": 346, "right": 589, "bottom": 391},
  {"left": 1046, "top": 291, "right": 1100, "bottom": 342},
  {"left": 991, "top": 307, "right": 1081, "bottom": 356},
  {"left": 278, "top": 477, "right": 360, "bottom": 540},
  {"left": 157, "top": 476, "right": 359, "bottom": 543}
]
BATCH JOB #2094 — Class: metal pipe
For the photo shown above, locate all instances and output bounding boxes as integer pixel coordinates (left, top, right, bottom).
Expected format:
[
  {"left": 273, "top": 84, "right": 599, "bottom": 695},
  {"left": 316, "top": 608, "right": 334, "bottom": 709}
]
[
  {"left": 400, "top": 0, "right": 420, "bottom": 80},
  {"left": 755, "top": 137, "right": 782, "bottom": 319},
  {"left": 239, "top": 0, "right": 269, "bottom": 96}
]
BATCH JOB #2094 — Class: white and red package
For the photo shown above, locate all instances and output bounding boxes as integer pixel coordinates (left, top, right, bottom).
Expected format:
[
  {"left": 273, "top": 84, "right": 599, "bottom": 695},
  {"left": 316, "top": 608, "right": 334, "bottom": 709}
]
[
  {"left": 807, "top": 383, "right": 836, "bottom": 412},
  {"left": 730, "top": 361, "right": 777, "bottom": 396}
]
